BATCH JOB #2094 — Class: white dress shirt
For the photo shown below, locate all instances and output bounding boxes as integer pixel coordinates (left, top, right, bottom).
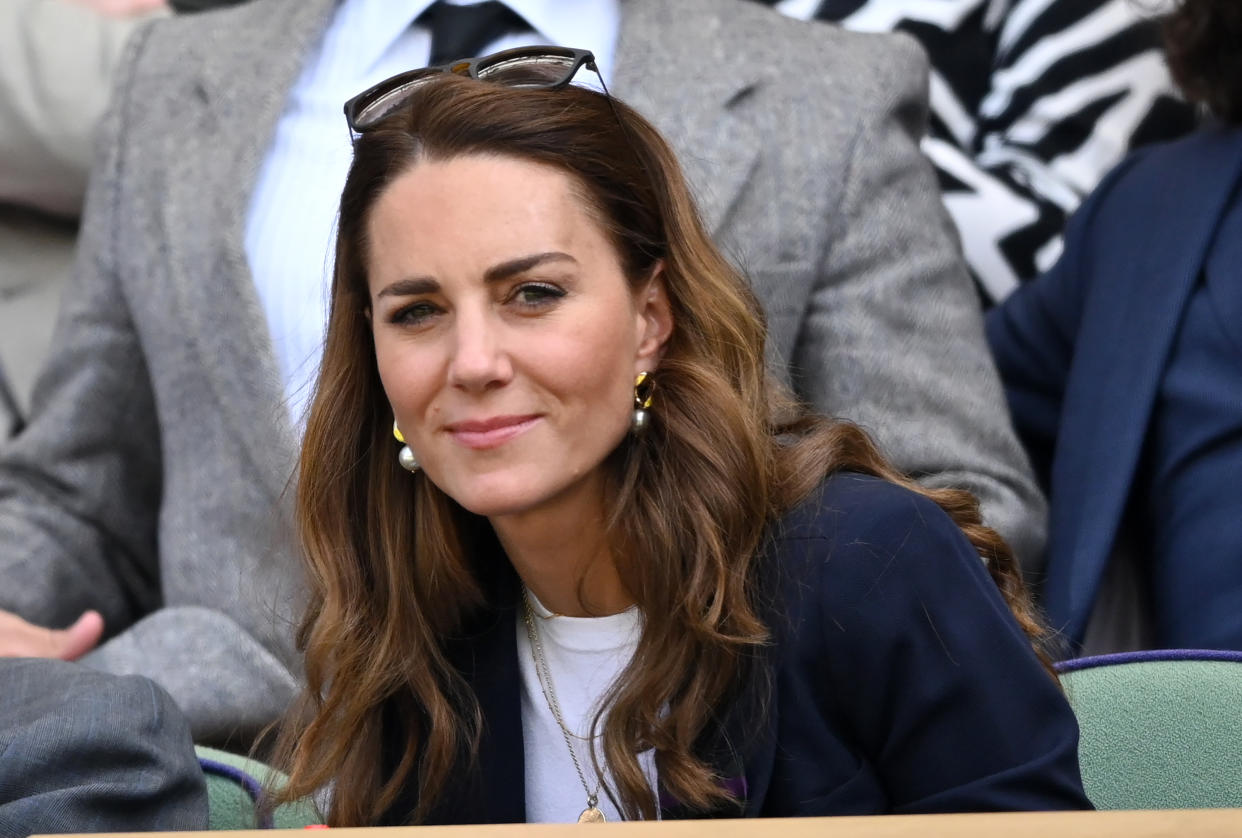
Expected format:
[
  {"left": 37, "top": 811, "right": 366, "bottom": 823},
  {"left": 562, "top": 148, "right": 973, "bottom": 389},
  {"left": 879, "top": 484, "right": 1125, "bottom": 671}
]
[{"left": 244, "top": 0, "right": 620, "bottom": 426}]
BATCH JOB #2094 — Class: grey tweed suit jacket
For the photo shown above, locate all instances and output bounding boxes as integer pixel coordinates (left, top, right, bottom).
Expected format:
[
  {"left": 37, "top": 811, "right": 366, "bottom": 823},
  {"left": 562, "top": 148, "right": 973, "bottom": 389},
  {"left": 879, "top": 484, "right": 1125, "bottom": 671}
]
[{"left": 0, "top": 0, "right": 1043, "bottom": 742}]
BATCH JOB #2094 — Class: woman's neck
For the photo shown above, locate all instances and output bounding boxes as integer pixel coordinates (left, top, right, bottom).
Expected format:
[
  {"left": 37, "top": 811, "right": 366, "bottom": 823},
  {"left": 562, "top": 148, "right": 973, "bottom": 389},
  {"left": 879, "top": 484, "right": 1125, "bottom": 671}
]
[{"left": 489, "top": 484, "right": 632, "bottom": 617}]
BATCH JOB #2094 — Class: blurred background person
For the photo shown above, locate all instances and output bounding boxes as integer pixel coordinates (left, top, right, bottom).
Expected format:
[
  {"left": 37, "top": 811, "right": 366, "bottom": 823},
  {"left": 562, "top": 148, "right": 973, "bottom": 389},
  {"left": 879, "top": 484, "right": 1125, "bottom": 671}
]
[
  {"left": 760, "top": 0, "right": 1199, "bottom": 304},
  {"left": 0, "top": 0, "right": 167, "bottom": 432},
  {"left": 987, "top": 0, "right": 1242, "bottom": 653},
  {"left": 0, "top": 0, "right": 251, "bottom": 432}
]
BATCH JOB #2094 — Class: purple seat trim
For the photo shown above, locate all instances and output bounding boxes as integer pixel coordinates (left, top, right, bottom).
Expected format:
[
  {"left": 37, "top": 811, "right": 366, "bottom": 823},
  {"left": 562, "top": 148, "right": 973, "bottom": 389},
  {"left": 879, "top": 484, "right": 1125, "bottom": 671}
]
[
  {"left": 1055, "top": 648, "right": 1242, "bottom": 674},
  {"left": 199, "top": 756, "right": 275, "bottom": 829}
]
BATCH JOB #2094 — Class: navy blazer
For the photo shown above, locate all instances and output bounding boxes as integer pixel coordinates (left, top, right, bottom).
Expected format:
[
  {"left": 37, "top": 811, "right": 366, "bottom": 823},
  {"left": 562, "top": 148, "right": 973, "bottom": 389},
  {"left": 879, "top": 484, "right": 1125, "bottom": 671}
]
[
  {"left": 986, "top": 127, "right": 1242, "bottom": 649},
  {"left": 380, "top": 473, "right": 1089, "bottom": 824}
]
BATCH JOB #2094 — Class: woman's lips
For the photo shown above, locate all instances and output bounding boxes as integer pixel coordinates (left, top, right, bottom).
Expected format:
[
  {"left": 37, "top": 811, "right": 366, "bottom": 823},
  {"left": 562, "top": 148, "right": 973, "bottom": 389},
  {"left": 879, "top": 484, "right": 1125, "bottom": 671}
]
[{"left": 445, "top": 415, "right": 541, "bottom": 450}]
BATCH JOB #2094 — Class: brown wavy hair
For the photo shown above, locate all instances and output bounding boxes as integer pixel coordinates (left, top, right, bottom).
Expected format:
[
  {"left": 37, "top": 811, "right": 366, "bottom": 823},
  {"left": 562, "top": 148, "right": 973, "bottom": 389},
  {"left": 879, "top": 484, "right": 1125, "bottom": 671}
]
[
  {"left": 1163, "top": 0, "right": 1242, "bottom": 124},
  {"left": 268, "top": 70, "right": 1051, "bottom": 825}
]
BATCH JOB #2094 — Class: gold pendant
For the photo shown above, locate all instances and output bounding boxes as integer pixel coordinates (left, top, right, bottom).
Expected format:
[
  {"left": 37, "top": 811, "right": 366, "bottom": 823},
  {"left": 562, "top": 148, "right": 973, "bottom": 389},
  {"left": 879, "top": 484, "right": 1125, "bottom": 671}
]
[{"left": 578, "top": 806, "right": 607, "bottom": 823}]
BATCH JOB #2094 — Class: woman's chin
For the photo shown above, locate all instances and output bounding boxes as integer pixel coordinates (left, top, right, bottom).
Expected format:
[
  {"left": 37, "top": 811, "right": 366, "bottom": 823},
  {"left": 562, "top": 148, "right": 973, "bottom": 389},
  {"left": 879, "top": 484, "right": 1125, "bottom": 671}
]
[
  {"left": 433, "top": 480, "right": 542, "bottom": 521},
  {"left": 426, "top": 462, "right": 601, "bottom": 524}
]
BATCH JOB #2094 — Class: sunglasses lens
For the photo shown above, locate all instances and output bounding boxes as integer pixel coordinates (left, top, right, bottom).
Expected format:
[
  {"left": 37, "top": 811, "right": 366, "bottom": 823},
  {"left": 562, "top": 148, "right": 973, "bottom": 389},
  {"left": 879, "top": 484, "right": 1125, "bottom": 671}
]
[
  {"left": 476, "top": 52, "right": 581, "bottom": 87},
  {"left": 353, "top": 75, "right": 436, "bottom": 131}
]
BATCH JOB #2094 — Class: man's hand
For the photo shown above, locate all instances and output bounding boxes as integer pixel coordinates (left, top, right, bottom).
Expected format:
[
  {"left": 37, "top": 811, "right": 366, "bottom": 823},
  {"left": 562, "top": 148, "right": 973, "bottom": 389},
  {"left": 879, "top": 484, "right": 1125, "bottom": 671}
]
[{"left": 0, "top": 609, "right": 104, "bottom": 660}]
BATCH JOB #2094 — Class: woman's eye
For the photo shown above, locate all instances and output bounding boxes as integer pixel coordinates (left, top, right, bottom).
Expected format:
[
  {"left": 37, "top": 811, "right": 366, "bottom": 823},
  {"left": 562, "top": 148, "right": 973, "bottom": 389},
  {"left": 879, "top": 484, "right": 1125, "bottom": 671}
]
[
  {"left": 390, "top": 301, "right": 441, "bottom": 325},
  {"left": 510, "top": 282, "right": 566, "bottom": 308}
]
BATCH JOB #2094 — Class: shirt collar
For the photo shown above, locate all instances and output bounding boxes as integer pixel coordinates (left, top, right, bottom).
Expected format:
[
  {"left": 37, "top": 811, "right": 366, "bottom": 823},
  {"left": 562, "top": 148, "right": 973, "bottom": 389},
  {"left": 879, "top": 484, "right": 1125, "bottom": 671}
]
[{"left": 343, "top": 0, "right": 436, "bottom": 77}]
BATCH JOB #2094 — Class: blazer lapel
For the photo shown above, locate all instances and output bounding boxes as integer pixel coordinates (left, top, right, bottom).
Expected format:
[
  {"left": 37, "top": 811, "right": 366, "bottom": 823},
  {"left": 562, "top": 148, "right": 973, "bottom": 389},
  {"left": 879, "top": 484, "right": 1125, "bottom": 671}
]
[
  {"left": 425, "top": 552, "right": 527, "bottom": 825},
  {"left": 661, "top": 540, "right": 782, "bottom": 820},
  {"left": 457, "top": 602, "right": 528, "bottom": 824},
  {"left": 612, "top": 0, "right": 769, "bottom": 236},
  {"left": 159, "top": 0, "right": 336, "bottom": 498},
  {"left": 658, "top": 668, "right": 778, "bottom": 819},
  {"left": 1047, "top": 130, "right": 1242, "bottom": 643}
]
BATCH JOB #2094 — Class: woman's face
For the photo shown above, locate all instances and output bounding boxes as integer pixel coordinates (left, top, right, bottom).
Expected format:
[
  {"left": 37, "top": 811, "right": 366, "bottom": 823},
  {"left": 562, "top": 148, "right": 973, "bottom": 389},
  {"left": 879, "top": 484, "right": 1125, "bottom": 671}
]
[{"left": 367, "top": 153, "right": 671, "bottom": 522}]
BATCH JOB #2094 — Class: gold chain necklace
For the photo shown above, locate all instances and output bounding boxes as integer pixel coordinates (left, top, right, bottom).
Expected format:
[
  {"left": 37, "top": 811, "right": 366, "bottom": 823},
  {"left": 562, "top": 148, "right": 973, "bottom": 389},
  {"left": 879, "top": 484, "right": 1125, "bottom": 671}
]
[{"left": 521, "top": 589, "right": 609, "bottom": 823}]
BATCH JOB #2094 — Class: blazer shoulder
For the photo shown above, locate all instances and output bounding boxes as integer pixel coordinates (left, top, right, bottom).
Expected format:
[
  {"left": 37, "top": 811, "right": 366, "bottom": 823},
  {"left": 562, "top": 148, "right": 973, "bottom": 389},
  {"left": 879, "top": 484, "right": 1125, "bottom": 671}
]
[
  {"left": 716, "top": 0, "right": 925, "bottom": 66},
  {"left": 1092, "top": 128, "right": 1242, "bottom": 222},
  {"left": 1066, "top": 129, "right": 1242, "bottom": 235},
  {"left": 775, "top": 471, "right": 959, "bottom": 547},
  {"left": 707, "top": 0, "right": 929, "bottom": 104},
  {"left": 122, "top": 0, "right": 303, "bottom": 86},
  {"left": 1028, "top": 127, "right": 1242, "bottom": 305},
  {"left": 769, "top": 472, "right": 984, "bottom": 610}
]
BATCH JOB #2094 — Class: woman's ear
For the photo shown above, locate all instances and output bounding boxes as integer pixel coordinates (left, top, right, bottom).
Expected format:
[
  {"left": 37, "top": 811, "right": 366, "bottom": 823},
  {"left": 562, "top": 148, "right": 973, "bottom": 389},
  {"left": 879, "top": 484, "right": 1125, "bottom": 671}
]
[{"left": 635, "top": 262, "right": 674, "bottom": 371}]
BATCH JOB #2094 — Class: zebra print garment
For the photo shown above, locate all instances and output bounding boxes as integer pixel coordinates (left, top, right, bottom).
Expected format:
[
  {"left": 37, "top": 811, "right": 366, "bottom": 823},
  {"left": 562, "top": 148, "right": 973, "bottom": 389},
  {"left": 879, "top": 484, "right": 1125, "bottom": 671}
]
[{"left": 759, "top": 0, "right": 1198, "bottom": 304}]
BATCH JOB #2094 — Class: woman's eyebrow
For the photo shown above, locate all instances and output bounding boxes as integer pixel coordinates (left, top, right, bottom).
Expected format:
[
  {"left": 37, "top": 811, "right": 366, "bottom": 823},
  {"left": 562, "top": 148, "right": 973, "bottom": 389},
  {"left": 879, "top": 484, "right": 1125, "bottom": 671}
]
[
  {"left": 377, "top": 252, "right": 577, "bottom": 298},
  {"left": 483, "top": 251, "right": 577, "bottom": 283},
  {"left": 377, "top": 277, "right": 439, "bottom": 298}
]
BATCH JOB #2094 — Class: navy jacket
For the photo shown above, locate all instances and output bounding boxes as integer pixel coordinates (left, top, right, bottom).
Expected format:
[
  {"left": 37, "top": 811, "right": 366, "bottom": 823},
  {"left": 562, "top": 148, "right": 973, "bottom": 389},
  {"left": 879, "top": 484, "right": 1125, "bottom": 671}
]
[
  {"left": 987, "top": 127, "right": 1242, "bottom": 649},
  {"left": 381, "top": 473, "right": 1089, "bottom": 823}
]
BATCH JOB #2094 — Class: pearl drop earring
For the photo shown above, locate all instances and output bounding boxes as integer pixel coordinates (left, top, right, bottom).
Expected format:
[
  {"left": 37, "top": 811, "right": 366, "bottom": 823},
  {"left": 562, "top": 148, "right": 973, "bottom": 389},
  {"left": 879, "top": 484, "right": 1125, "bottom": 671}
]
[
  {"left": 631, "top": 371, "right": 655, "bottom": 434},
  {"left": 393, "top": 420, "right": 419, "bottom": 473}
]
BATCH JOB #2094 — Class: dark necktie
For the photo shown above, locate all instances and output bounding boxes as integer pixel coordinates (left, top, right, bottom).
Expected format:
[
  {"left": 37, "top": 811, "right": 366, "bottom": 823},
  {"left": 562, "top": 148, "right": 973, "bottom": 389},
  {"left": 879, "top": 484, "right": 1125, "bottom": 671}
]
[{"left": 420, "top": 1, "right": 531, "bottom": 65}]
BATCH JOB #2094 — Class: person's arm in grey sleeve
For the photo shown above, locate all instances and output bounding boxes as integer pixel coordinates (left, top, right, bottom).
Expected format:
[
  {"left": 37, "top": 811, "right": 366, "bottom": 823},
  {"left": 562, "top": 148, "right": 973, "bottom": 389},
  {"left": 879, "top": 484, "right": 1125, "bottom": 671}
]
[
  {"left": 0, "top": 20, "right": 299, "bottom": 746},
  {"left": 792, "top": 33, "right": 1048, "bottom": 574},
  {"left": 0, "top": 658, "right": 208, "bottom": 833}
]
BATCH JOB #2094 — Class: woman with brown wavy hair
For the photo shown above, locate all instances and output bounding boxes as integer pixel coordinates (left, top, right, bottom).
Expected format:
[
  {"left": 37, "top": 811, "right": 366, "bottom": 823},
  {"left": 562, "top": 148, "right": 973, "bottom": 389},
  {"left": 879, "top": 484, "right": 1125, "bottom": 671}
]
[{"left": 271, "top": 48, "right": 1089, "bottom": 825}]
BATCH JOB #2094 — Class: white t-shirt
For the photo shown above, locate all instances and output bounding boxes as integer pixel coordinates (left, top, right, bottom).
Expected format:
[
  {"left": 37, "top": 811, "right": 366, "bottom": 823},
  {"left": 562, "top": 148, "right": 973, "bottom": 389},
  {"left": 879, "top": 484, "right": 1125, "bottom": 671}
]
[{"left": 516, "top": 592, "right": 659, "bottom": 822}]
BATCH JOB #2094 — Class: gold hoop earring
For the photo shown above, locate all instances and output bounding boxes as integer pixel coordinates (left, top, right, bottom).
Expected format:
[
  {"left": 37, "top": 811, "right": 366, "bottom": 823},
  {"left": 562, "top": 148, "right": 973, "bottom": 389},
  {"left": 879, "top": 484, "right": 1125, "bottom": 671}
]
[
  {"left": 631, "top": 371, "right": 655, "bottom": 434},
  {"left": 393, "top": 420, "right": 419, "bottom": 472}
]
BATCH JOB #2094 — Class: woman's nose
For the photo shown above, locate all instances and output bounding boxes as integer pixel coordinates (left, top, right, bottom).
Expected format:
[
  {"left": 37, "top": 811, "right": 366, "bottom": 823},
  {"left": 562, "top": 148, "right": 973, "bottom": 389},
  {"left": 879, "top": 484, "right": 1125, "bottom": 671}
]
[{"left": 446, "top": 309, "right": 512, "bottom": 391}]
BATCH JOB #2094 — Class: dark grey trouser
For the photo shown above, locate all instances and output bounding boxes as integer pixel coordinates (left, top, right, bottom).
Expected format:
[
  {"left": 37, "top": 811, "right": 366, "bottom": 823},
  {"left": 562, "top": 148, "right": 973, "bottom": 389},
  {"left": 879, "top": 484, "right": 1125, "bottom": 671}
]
[{"left": 0, "top": 658, "right": 208, "bottom": 836}]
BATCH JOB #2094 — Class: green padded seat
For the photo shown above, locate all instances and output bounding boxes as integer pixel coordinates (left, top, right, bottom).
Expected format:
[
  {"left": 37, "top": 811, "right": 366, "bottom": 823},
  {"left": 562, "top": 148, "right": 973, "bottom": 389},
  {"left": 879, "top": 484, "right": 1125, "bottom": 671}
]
[
  {"left": 1058, "top": 650, "right": 1242, "bottom": 810},
  {"left": 196, "top": 745, "right": 322, "bottom": 829}
]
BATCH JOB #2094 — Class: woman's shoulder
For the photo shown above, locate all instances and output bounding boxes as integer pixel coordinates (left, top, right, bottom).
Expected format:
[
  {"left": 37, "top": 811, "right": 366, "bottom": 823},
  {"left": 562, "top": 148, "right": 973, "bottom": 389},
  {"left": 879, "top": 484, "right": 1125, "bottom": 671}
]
[
  {"left": 773, "top": 471, "right": 966, "bottom": 552},
  {"left": 765, "top": 471, "right": 994, "bottom": 613},
  {"left": 762, "top": 471, "right": 1046, "bottom": 703},
  {"left": 759, "top": 475, "right": 1090, "bottom": 814}
]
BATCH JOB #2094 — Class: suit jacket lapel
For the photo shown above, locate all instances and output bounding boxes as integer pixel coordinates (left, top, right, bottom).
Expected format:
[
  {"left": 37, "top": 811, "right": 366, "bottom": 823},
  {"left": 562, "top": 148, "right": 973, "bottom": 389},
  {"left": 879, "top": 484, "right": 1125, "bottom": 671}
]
[
  {"left": 612, "top": 0, "right": 768, "bottom": 236},
  {"left": 1049, "top": 129, "right": 1242, "bottom": 642},
  {"left": 160, "top": 0, "right": 336, "bottom": 498}
]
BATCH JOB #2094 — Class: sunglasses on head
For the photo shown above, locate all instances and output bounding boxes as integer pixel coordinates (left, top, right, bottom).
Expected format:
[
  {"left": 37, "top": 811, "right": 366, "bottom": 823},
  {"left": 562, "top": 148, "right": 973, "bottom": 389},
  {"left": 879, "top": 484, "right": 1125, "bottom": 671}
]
[{"left": 343, "top": 46, "right": 603, "bottom": 136}]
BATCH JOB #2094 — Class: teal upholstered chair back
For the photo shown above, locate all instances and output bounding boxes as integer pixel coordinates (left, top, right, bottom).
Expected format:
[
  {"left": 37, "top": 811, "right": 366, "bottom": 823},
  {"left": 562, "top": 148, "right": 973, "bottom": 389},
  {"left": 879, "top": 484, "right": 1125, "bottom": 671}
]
[
  {"left": 1057, "top": 650, "right": 1242, "bottom": 809},
  {"left": 196, "top": 746, "right": 321, "bottom": 829}
]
